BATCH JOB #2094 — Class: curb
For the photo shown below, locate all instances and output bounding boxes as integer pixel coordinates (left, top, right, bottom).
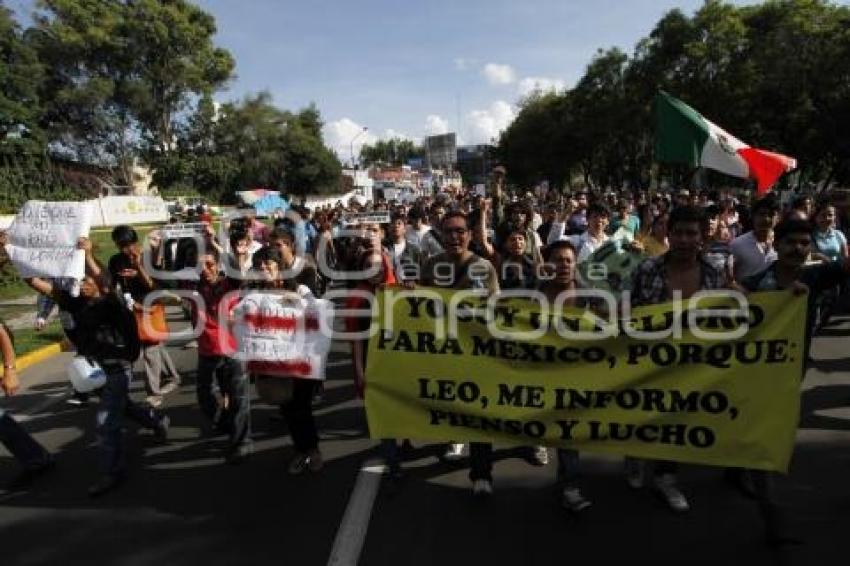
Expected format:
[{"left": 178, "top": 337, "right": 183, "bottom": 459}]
[{"left": 18, "top": 341, "right": 67, "bottom": 372}]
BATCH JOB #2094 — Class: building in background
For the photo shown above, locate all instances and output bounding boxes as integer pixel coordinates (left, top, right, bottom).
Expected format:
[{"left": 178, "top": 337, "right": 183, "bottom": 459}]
[
  {"left": 456, "top": 144, "right": 496, "bottom": 187},
  {"left": 424, "top": 133, "right": 457, "bottom": 170}
]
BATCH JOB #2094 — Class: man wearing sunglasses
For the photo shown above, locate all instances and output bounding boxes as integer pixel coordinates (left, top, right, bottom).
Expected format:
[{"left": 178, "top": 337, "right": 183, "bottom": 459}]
[{"left": 421, "top": 211, "right": 500, "bottom": 497}]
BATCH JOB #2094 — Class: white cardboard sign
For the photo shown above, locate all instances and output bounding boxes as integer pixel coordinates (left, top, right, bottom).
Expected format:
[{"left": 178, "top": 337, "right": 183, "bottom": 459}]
[
  {"left": 233, "top": 291, "right": 334, "bottom": 380},
  {"left": 4, "top": 201, "right": 93, "bottom": 278}
]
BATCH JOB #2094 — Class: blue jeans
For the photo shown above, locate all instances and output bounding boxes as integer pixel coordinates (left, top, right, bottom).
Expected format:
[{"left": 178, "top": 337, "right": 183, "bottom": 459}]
[
  {"left": 196, "top": 355, "right": 252, "bottom": 452},
  {"left": 0, "top": 409, "right": 51, "bottom": 470},
  {"left": 98, "top": 361, "right": 163, "bottom": 476}
]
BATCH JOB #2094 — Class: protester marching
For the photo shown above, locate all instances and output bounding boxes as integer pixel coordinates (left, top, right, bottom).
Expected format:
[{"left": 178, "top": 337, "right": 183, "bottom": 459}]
[{"left": 1, "top": 152, "right": 848, "bottom": 549}]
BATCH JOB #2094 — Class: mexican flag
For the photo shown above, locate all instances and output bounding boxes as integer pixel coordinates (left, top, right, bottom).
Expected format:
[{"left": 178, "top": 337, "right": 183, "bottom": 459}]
[{"left": 654, "top": 92, "right": 796, "bottom": 194}]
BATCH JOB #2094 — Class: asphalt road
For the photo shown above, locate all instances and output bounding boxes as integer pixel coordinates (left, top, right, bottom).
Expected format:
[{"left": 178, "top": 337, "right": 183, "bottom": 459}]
[{"left": 1, "top": 308, "right": 848, "bottom": 566}]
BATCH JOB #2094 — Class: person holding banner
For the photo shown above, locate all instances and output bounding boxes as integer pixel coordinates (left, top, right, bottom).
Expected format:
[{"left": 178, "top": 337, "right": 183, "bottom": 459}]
[
  {"left": 538, "top": 240, "right": 603, "bottom": 512},
  {"left": 26, "top": 238, "right": 169, "bottom": 497},
  {"left": 625, "top": 205, "right": 730, "bottom": 513},
  {"left": 0, "top": 322, "right": 55, "bottom": 492},
  {"left": 245, "top": 242, "right": 324, "bottom": 475},
  {"left": 421, "top": 211, "right": 500, "bottom": 496},
  {"left": 738, "top": 217, "right": 850, "bottom": 545},
  {"left": 346, "top": 229, "right": 407, "bottom": 480}
]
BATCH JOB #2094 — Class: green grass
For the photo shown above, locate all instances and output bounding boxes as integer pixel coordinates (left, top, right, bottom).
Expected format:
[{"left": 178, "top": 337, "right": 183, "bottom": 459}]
[
  {"left": 0, "top": 278, "right": 33, "bottom": 302},
  {"left": 12, "top": 320, "right": 65, "bottom": 357}
]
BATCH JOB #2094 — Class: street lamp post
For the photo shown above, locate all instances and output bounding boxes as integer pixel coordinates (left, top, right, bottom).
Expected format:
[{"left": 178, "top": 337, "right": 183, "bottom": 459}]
[{"left": 350, "top": 126, "right": 368, "bottom": 169}]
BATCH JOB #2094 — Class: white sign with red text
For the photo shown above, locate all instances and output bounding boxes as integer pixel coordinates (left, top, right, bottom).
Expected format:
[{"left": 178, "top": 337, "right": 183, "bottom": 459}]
[{"left": 233, "top": 291, "right": 334, "bottom": 380}]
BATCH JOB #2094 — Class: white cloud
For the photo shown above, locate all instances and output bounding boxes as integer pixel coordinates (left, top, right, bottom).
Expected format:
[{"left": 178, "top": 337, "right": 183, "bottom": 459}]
[
  {"left": 465, "top": 100, "right": 516, "bottom": 144},
  {"left": 454, "top": 58, "right": 469, "bottom": 71},
  {"left": 518, "top": 76, "right": 566, "bottom": 97},
  {"left": 425, "top": 114, "right": 450, "bottom": 136},
  {"left": 382, "top": 128, "right": 414, "bottom": 141},
  {"left": 482, "top": 63, "right": 516, "bottom": 85},
  {"left": 323, "top": 118, "right": 377, "bottom": 163}
]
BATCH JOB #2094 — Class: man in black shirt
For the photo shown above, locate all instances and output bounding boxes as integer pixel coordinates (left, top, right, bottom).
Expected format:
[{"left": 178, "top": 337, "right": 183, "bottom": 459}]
[
  {"left": 738, "top": 218, "right": 850, "bottom": 545},
  {"left": 27, "top": 238, "right": 169, "bottom": 497}
]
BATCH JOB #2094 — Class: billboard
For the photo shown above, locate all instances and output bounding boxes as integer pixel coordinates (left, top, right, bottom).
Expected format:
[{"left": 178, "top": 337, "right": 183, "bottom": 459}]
[{"left": 425, "top": 133, "right": 457, "bottom": 169}]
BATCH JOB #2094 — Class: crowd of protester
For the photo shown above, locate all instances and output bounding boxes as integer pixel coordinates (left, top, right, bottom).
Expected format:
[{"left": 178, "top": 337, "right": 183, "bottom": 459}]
[{"left": 0, "top": 168, "right": 848, "bottom": 546}]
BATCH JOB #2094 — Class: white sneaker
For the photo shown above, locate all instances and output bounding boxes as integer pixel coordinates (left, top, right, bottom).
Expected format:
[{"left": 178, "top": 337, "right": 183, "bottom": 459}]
[
  {"left": 472, "top": 479, "right": 493, "bottom": 497},
  {"left": 443, "top": 443, "right": 466, "bottom": 461},
  {"left": 562, "top": 488, "right": 592, "bottom": 512},
  {"left": 653, "top": 474, "right": 690, "bottom": 512},
  {"left": 533, "top": 446, "right": 549, "bottom": 466},
  {"left": 624, "top": 457, "right": 645, "bottom": 489}
]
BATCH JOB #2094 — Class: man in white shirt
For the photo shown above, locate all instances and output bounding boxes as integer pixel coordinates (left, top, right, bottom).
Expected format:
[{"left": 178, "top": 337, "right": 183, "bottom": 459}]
[
  {"left": 548, "top": 203, "right": 611, "bottom": 263},
  {"left": 730, "top": 196, "right": 780, "bottom": 281},
  {"left": 387, "top": 213, "right": 422, "bottom": 281},
  {"left": 406, "top": 207, "right": 443, "bottom": 260}
]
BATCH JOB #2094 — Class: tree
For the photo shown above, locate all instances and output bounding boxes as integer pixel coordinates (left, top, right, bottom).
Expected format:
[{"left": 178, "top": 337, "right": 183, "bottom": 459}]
[
  {"left": 360, "top": 138, "right": 423, "bottom": 166},
  {"left": 498, "top": 91, "right": 576, "bottom": 188},
  {"left": 499, "top": 0, "right": 850, "bottom": 190},
  {"left": 155, "top": 91, "right": 341, "bottom": 200},
  {"left": 0, "top": 2, "right": 45, "bottom": 157},
  {"left": 30, "top": 0, "right": 234, "bottom": 183}
]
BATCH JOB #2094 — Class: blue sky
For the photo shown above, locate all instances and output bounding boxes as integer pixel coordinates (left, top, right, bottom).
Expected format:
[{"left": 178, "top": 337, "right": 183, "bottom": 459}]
[{"left": 10, "top": 0, "right": 756, "bottom": 160}]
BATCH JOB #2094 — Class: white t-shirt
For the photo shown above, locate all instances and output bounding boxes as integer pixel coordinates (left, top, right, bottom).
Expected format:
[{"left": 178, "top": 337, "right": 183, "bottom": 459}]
[
  {"left": 549, "top": 224, "right": 609, "bottom": 263},
  {"left": 406, "top": 225, "right": 431, "bottom": 248},
  {"left": 730, "top": 231, "right": 777, "bottom": 281}
]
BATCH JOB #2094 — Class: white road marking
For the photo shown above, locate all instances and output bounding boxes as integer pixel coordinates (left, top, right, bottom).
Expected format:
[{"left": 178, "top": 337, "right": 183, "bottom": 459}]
[
  {"left": 17, "top": 392, "right": 69, "bottom": 423},
  {"left": 327, "top": 459, "right": 385, "bottom": 566},
  {"left": 326, "top": 359, "right": 353, "bottom": 368}
]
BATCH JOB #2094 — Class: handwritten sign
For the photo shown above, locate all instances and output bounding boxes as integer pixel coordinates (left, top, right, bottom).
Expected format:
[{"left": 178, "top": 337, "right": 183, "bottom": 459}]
[
  {"left": 342, "top": 212, "right": 391, "bottom": 226},
  {"left": 233, "top": 292, "right": 334, "bottom": 380},
  {"left": 4, "top": 201, "right": 93, "bottom": 278},
  {"left": 161, "top": 223, "right": 206, "bottom": 240}
]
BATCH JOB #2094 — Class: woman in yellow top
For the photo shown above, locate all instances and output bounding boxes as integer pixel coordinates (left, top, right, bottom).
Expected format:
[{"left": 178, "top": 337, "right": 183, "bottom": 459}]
[{"left": 635, "top": 212, "right": 669, "bottom": 257}]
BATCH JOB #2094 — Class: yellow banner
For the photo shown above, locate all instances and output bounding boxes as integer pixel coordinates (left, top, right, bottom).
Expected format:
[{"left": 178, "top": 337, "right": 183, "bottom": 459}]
[{"left": 365, "top": 288, "right": 805, "bottom": 472}]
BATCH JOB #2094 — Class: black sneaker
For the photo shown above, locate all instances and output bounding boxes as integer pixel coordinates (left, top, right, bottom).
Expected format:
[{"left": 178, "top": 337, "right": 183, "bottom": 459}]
[
  {"left": 5, "top": 458, "right": 56, "bottom": 492},
  {"left": 154, "top": 415, "right": 170, "bottom": 442},
  {"left": 88, "top": 473, "right": 124, "bottom": 498},
  {"left": 225, "top": 444, "right": 252, "bottom": 465}
]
